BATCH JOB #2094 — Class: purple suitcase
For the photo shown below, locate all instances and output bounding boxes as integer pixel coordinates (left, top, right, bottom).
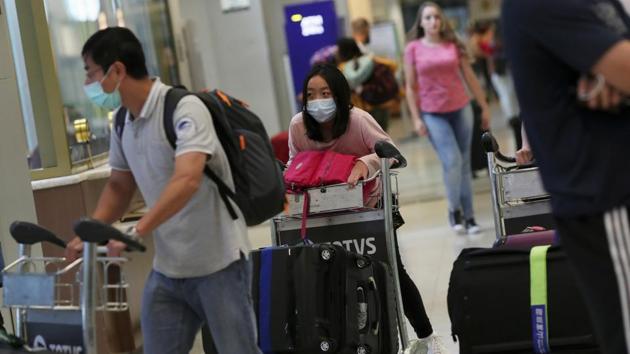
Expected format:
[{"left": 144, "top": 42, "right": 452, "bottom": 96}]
[{"left": 495, "top": 230, "right": 557, "bottom": 248}]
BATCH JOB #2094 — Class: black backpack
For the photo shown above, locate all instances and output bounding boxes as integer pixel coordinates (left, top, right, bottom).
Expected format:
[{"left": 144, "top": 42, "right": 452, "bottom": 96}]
[
  {"left": 114, "top": 87, "right": 285, "bottom": 226},
  {"left": 359, "top": 62, "right": 399, "bottom": 105}
]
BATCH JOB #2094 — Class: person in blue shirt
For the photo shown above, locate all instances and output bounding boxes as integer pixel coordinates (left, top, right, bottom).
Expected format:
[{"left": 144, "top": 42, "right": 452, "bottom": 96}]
[{"left": 502, "top": 1, "right": 630, "bottom": 353}]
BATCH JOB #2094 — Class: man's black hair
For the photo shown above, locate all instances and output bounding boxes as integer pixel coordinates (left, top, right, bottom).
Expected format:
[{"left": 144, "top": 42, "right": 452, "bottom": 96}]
[
  {"left": 82, "top": 27, "right": 149, "bottom": 79},
  {"left": 301, "top": 63, "right": 353, "bottom": 142}
]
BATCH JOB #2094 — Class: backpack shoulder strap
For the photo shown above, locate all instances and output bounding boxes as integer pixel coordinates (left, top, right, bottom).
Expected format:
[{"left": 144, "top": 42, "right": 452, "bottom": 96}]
[
  {"left": 163, "top": 87, "right": 190, "bottom": 149},
  {"left": 162, "top": 88, "right": 239, "bottom": 221},
  {"left": 114, "top": 107, "right": 128, "bottom": 139}
]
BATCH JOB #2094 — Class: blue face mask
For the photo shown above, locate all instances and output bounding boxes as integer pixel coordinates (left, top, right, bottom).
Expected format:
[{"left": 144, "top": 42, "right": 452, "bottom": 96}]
[
  {"left": 83, "top": 67, "right": 122, "bottom": 111},
  {"left": 307, "top": 98, "right": 337, "bottom": 123}
]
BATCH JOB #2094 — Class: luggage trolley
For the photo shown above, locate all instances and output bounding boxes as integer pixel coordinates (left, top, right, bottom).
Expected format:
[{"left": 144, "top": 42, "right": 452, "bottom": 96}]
[
  {"left": 271, "top": 140, "right": 410, "bottom": 351},
  {"left": 2, "top": 219, "right": 145, "bottom": 353},
  {"left": 481, "top": 132, "right": 555, "bottom": 244}
]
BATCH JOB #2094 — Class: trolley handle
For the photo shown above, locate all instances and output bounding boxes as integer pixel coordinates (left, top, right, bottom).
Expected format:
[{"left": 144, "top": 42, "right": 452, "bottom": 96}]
[
  {"left": 374, "top": 140, "right": 407, "bottom": 169},
  {"left": 9, "top": 221, "right": 66, "bottom": 248},
  {"left": 73, "top": 218, "right": 146, "bottom": 252}
]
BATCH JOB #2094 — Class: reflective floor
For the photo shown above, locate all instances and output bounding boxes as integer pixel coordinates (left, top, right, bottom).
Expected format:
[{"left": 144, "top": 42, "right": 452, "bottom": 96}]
[{"left": 189, "top": 106, "right": 517, "bottom": 353}]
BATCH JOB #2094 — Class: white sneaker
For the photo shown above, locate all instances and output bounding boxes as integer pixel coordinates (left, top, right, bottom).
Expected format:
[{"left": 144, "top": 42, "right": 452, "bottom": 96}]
[
  {"left": 404, "top": 334, "right": 450, "bottom": 354},
  {"left": 403, "top": 339, "right": 426, "bottom": 354},
  {"left": 465, "top": 218, "right": 481, "bottom": 235},
  {"left": 424, "top": 333, "right": 449, "bottom": 354}
]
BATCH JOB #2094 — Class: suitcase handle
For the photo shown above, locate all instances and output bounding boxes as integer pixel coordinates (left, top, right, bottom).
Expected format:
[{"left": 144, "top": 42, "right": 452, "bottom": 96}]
[{"left": 368, "top": 276, "right": 382, "bottom": 335}]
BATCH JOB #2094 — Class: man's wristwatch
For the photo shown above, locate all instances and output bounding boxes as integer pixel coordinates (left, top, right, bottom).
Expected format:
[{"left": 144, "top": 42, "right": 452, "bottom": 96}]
[{"left": 126, "top": 226, "right": 144, "bottom": 244}]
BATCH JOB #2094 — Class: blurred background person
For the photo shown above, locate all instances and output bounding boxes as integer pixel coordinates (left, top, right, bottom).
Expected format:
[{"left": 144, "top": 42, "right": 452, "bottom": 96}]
[
  {"left": 336, "top": 37, "right": 399, "bottom": 131},
  {"left": 404, "top": 1, "right": 491, "bottom": 235}
]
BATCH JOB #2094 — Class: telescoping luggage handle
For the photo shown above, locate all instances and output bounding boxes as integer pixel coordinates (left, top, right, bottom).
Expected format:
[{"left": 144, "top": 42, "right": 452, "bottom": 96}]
[{"left": 530, "top": 245, "right": 552, "bottom": 354}]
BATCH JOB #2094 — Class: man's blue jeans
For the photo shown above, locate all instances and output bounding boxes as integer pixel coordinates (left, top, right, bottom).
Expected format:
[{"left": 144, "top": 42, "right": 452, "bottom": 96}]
[
  {"left": 141, "top": 256, "right": 261, "bottom": 354},
  {"left": 423, "top": 106, "right": 475, "bottom": 219}
]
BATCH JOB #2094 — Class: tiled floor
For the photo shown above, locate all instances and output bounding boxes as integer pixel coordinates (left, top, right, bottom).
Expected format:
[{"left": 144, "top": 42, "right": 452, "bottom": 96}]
[{"left": 188, "top": 108, "right": 517, "bottom": 353}]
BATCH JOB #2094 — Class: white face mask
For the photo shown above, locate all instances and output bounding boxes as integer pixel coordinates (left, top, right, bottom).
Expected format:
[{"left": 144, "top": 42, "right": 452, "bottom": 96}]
[{"left": 306, "top": 98, "right": 337, "bottom": 123}]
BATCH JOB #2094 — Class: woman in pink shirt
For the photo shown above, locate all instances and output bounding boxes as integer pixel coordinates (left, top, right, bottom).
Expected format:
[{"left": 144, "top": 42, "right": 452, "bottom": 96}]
[
  {"left": 404, "top": 1, "right": 491, "bottom": 235},
  {"left": 288, "top": 63, "right": 449, "bottom": 354}
]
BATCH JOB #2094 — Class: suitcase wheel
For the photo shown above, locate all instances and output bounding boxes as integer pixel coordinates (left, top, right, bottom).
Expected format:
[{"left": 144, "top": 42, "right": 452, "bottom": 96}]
[
  {"left": 355, "top": 256, "right": 371, "bottom": 269},
  {"left": 320, "top": 339, "right": 332, "bottom": 352},
  {"left": 320, "top": 248, "right": 335, "bottom": 262},
  {"left": 356, "top": 344, "right": 371, "bottom": 354}
]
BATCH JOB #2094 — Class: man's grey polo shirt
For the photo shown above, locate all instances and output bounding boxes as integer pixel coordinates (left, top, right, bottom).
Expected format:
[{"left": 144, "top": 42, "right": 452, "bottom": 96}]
[{"left": 109, "top": 78, "right": 250, "bottom": 278}]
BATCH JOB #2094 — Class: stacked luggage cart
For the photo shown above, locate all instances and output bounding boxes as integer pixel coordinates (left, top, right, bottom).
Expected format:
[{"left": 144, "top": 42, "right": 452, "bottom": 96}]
[
  {"left": 1, "top": 220, "right": 145, "bottom": 353},
  {"left": 260, "top": 140, "right": 410, "bottom": 353},
  {"left": 481, "top": 132, "right": 556, "bottom": 247}
]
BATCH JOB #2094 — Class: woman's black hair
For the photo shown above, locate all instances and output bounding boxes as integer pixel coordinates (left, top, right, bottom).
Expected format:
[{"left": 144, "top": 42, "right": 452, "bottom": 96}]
[
  {"left": 301, "top": 63, "right": 352, "bottom": 142},
  {"left": 336, "top": 37, "right": 362, "bottom": 62}
]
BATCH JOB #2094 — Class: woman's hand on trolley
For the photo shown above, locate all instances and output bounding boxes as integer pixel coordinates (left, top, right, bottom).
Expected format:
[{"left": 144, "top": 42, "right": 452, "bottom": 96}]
[{"left": 347, "top": 160, "right": 369, "bottom": 187}]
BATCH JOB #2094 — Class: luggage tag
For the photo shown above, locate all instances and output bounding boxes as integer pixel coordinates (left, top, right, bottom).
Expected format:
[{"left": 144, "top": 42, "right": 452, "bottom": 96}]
[{"left": 530, "top": 245, "right": 551, "bottom": 354}]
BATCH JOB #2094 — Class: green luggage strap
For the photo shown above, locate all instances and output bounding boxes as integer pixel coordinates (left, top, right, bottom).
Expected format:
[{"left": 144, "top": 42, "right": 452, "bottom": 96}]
[{"left": 530, "top": 245, "right": 551, "bottom": 354}]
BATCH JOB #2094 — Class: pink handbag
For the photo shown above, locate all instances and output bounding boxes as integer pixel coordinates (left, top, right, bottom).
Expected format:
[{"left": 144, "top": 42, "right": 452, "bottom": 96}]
[
  {"left": 284, "top": 150, "right": 358, "bottom": 241},
  {"left": 284, "top": 150, "right": 357, "bottom": 190}
]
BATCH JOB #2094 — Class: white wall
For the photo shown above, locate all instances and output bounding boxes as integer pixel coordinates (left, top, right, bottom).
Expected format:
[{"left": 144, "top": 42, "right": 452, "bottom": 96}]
[
  {"left": 174, "top": 0, "right": 281, "bottom": 135},
  {"left": 0, "top": 1, "right": 39, "bottom": 257},
  {"left": 0, "top": 0, "right": 41, "bottom": 330}
]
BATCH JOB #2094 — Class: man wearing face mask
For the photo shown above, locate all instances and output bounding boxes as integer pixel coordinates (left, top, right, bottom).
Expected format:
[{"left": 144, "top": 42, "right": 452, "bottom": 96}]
[{"left": 65, "top": 27, "right": 260, "bottom": 354}]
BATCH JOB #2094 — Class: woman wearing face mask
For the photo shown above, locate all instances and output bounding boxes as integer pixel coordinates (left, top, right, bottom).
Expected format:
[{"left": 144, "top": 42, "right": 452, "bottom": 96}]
[
  {"left": 405, "top": 1, "right": 491, "bottom": 236},
  {"left": 287, "top": 63, "right": 449, "bottom": 354}
]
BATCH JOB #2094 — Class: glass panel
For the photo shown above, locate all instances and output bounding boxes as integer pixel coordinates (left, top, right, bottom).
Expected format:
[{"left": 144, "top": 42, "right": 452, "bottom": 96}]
[
  {"left": 118, "top": 0, "right": 180, "bottom": 86},
  {"left": 6, "top": 0, "right": 58, "bottom": 170},
  {"left": 43, "top": 0, "right": 179, "bottom": 167}
]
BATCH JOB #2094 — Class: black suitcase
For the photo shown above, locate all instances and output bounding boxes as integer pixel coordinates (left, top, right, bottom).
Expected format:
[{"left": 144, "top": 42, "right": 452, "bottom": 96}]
[
  {"left": 447, "top": 246, "right": 600, "bottom": 354},
  {"left": 251, "top": 244, "right": 398, "bottom": 354}
]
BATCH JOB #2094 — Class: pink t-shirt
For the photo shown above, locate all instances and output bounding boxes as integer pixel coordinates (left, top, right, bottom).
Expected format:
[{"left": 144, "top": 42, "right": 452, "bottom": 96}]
[{"left": 404, "top": 39, "right": 470, "bottom": 113}]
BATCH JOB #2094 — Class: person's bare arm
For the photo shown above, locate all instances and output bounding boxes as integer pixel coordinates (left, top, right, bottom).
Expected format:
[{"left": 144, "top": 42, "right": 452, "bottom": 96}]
[
  {"left": 65, "top": 170, "right": 136, "bottom": 260},
  {"left": 592, "top": 40, "right": 630, "bottom": 94},
  {"left": 404, "top": 60, "right": 427, "bottom": 136},
  {"left": 516, "top": 124, "right": 533, "bottom": 165},
  {"left": 92, "top": 170, "right": 137, "bottom": 223}
]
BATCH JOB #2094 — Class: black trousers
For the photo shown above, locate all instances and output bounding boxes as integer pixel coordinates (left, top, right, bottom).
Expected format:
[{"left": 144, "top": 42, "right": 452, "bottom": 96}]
[
  {"left": 555, "top": 205, "right": 630, "bottom": 354},
  {"left": 392, "top": 211, "right": 434, "bottom": 338}
]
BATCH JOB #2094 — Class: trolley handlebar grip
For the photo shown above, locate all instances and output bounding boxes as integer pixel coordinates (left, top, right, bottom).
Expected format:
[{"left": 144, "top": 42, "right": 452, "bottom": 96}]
[
  {"left": 10, "top": 221, "right": 67, "bottom": 248},
  {"left": 73, "top": 218, "right": 146, "bottom": 252},
  {"left": 374, "top": 140, "right": 407, "bottom": 169},
  {"left": 481, "top": 132, "right": 517, "bottom": 163}
]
